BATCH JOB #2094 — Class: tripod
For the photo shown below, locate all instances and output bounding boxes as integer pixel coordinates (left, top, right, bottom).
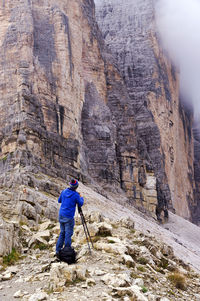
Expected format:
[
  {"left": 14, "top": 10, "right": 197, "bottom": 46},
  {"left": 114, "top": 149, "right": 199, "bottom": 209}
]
[{"left": 78, "top": 207, "right": 94, "bottom": 254}]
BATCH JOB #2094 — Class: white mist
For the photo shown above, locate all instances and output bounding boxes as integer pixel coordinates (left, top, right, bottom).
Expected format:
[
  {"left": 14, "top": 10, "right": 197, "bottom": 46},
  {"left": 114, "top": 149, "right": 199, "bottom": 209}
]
[{"left": 156, "top": 0, "right": 200, "bottom": 120}]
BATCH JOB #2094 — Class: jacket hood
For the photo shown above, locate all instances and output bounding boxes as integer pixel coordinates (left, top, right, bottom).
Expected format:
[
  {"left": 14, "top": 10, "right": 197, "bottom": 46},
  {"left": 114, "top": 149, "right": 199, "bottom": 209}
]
[{"left": 63, "top": 188, "right": 76, "bottom": 198}]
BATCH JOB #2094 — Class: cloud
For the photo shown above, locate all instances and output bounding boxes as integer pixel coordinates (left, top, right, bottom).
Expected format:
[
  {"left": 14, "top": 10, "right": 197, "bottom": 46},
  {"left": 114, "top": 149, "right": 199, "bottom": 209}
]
[{"left": 155, "top": 0, "right": 200, "bottom": 119}]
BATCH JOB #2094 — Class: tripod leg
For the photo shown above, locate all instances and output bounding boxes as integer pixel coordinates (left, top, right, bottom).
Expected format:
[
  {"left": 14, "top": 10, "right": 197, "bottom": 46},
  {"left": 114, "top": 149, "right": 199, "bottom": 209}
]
[
  {"left": 81, "top": 214, "right": 94, "bottom": 248},
  {"left": 80, "top": 214, "right": 92, "bottom": 254}
]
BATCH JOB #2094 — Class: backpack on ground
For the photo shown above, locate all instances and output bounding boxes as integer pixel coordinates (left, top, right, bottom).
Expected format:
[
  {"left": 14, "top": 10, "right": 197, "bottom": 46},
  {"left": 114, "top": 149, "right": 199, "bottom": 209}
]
[{"left": 58, "top": 246, "right": 76, "bottom": 264}]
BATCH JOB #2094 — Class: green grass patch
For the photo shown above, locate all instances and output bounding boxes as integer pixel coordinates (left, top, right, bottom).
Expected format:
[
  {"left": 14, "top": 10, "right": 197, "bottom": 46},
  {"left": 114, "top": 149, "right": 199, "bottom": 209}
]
[
  {"left": 19, "top": 220, "right": 28, "bottom": 227},
  {"left": 137, "top": 265, "right": 146, "bottom": 272},
  {"left": 137, "top": 257, "right": 148, "bottom": 265},
  {"left": 33, "top": 243, "right": 49, "bottom": 250},
  {"left": 133, "top": 240, "right": 144, "bottom": 246},
  {"left": 111, "top": 223, "right": 118, "bottom": 229},
  {"left": 65, "top": 278, "right": 84, "bottom": 287},
  {"left": 0, "top": 155, "right": 8, "bottom": 162},
  {"left": 3, "top": 248, "right": 20, "bottom": 266},
  {"left": 155, "top": 267, "right": 165, "bottom": 274},
  {"left": 92, "top": 236, "right": 101, "bottom": 243},
  {"left": 130, "top": 271, "right": 139, "bottom": 278},
  {"left": 141, "top": 286, "right": 148, "bottom": 293},
  {"left": 168, "top": 290, "right": 176, "bottom": 296}
]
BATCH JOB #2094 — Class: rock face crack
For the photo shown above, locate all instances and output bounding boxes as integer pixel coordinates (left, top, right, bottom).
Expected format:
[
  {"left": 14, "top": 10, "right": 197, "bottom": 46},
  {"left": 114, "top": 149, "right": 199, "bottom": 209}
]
[{"left": 62, "top": 14, "right": 73, "bottom": 80}]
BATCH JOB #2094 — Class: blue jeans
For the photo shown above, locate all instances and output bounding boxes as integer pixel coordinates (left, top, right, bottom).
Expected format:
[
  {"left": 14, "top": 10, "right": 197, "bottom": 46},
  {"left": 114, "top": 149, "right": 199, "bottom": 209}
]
[{"left": 56, "top": 216, "right": 75, "bottom": 253}]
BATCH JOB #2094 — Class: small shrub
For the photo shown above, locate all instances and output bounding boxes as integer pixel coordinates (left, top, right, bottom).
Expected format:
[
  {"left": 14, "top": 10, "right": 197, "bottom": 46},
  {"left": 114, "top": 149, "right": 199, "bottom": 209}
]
[
  {"left": 45, "top": 283, "right": 54, "bottom": 295},
  {"left": 111, "top": 223, "right": 118, "bottom": 229},
  {"left": 92, "top": 236, "right": 101, "bottom": 243},
  {"left": 167, "top": 273, "right": 186, "bottom": 290},
  {"left": 133, "top": 240, "right": 143, "bottom": 246},
  {"left": 137, "top": 257, "right": 148, "bottom": 265},
  {"left": 34, "top": 243, "right": 49, "bottom": 250},
  {"left": 155, "top": 267, "right": 165, "bottom": 274},
  {"left": 158, "top": 257, "right": 169, "bottom": 269},
  {"left": 137, "top": 265, "right": 146, "bottom": 272},
  {"left": 19, "top": 221, "right": 28, "bottom": 227},
  {"left": 66, "top": 278, "right": 84, "bottom": 287},
  {"left": 108, "top": 240, "right": 115, "bottom": 244},
  {"left": 3, "top": 248, "right": 20, "bottom": 266},
  {"left": 141, "top": 286, "right": 148, "bottom": 293},
  {"left": 169, "top": 290, "right": 176, "bottom": 296},
  {"left": 0, "top": 155, "right": 8, "bottom": 162},
  {"left": 130, "top": 271, "right": 138, "bottom": 278}
]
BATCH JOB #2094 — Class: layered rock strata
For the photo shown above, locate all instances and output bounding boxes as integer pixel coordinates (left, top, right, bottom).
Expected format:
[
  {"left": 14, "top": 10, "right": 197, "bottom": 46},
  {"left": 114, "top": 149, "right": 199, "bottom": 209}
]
[
  {"left": 0, "top": 0, "right": 160, "bottom": 224},
  {"left": 0, "top": 0, "right": 198, "bottom": 230},
  {"left": 95, "top": 0, "right": 196, "bottom": 220},
  {"left": 193, "top": 123, "right": 200, "bottom": 225}
]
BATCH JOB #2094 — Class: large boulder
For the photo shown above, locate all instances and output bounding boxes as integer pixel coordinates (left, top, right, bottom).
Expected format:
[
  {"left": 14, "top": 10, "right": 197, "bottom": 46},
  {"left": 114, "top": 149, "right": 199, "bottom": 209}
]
[{"left": 0, "top": 217, "right": 17, "bottom": 256}]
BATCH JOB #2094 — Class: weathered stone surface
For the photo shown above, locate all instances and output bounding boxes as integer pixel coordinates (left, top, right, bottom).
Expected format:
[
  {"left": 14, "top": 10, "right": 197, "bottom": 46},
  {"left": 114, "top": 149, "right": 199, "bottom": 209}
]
[
  {"left": 0, "top": 0, "right": 84, "bottom": 182},
  {"left": 28, "top": 230, "right": 50, "bottom": 248},
  {"left": 121, "top": 254, "right": 135, "bottom": 268},
  {"left": 101, "top": 273, "right": 131, "bottom": 287},
  {"left": 0, "top": 217, "right": 17, "bottom": 256},
  {"left": 28, "top": 291, "right": 48, "bottom": 301},
  {"left": 0, "top": 0, "right": 199, "bottom": 263},
  {"left": 94, "top": 241, "right": 127, "bottom": 255},
  {"left": 193, "top": 122, "right": 200, "bottom": 225},
  {"left": 0, "top": 0, "right": 159, "bottom": 226},
  {"left": 0, "top": 212, "right": 200, "bottom": 300},
  {"left": 95, "top": 0, "right": 197, "bottom": 221}
]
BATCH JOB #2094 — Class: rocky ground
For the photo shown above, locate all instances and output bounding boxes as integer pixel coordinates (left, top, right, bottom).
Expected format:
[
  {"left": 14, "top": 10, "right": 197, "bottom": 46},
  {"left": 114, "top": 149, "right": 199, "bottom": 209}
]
[{"left": 0, "top": 180, "right": 200, "bottom": 300}]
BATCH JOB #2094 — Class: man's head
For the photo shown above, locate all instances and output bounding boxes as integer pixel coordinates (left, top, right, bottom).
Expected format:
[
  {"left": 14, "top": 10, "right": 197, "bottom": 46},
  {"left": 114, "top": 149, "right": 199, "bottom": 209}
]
[{"left": 69, "top": 179, "right": 79, "bottom": 190}]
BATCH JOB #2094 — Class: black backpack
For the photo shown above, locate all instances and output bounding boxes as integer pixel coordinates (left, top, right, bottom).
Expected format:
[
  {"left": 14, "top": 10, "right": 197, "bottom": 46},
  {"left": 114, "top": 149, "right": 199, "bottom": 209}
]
[{"left": 58, "top": 246, "right": 76, "bottom": 264}]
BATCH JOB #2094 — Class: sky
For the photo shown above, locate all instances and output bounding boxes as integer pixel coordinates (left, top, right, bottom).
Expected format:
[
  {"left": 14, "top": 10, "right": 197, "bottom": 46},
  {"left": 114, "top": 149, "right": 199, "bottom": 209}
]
[{"left": 155, "top": 0, "right": 200, "bottom": 120}]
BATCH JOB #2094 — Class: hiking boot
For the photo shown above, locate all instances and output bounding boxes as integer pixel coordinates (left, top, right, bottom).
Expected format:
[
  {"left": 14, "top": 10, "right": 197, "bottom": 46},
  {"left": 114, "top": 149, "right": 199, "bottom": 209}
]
[{"left": 55, "top": 252, "right": 60, "bottom": 260}]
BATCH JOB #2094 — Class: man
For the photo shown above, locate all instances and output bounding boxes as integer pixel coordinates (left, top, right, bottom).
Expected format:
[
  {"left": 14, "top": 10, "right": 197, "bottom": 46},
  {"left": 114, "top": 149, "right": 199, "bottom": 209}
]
[{"left": 56, "top": 179, "right": 84, "bottom": 256}]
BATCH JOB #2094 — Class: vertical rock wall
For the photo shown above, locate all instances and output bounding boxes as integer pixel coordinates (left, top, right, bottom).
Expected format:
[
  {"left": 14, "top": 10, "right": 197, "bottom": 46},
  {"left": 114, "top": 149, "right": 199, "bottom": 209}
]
[
  {"left": 0, "top": 0, "right": 198, "bottom": 231},
  {"left": 0, "top": 0, "right": 160, "bottom": 223},
  {"left": 81, "top": 0, "right": 160, "bottom": 215},
  {"left": 0, "top": 0, "right": 86, "bottom": 183},
  {"left": 193, "top": 123, "right": 200, "bottom": 225},
  {"left": 95, "top": 0, "right": 196, "bottom": 220}
]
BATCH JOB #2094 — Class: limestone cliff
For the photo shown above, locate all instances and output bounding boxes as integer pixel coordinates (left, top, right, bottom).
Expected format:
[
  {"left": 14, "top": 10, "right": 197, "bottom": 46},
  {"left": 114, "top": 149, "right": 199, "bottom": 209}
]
[
  {"left": 0, "top": 0, "right": 199, "bottom": 246},
  {"left": 193, "top": 122, "right": 200, "bottom": 225},
  {"left": 0, "top": 0, "right": 132, "bottom": 239},
  {"left": 95, "top": 0, "right": 197, "bottom": 221}
]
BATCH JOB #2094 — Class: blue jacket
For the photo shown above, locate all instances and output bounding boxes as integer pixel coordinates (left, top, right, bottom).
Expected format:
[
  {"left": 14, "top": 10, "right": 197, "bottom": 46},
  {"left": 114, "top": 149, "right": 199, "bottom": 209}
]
[{"left": 58, "top": 188, "right": 84, "bottom": 218}]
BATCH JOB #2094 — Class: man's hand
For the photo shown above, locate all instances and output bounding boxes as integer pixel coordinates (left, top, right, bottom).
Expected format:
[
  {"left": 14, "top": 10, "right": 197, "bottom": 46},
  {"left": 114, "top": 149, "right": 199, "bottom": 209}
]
[{"left": 78, "top": 206, "right": 82, "bottom": 214}]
